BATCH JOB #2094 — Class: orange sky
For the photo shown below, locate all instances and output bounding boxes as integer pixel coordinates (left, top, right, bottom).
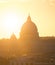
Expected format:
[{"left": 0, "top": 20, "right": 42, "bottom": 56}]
[{"left": 0, "top": 0, "right": 55, "bottom": 39}]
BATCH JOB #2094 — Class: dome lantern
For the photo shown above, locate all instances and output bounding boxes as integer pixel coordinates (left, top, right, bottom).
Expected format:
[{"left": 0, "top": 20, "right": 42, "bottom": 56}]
[{"left": 27, "top": 15, "right": 31, "bottom": 22}]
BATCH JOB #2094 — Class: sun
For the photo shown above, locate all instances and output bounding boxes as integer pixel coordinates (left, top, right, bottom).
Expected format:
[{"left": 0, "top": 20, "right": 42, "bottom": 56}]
[
  {"left": 4, "top": 12, "right": 18, "bottom": 32},
  {"left": 3, "top": 11, "right": 24, "bottom": 38}
]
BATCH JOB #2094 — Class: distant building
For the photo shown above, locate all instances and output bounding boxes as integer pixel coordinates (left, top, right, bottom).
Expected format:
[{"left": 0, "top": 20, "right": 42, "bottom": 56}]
[
  {"left": 20, "top": 15, "right": 39, "bottom": 40},
  {"left": 10, "top": 33, "right": 17, "bottom": 40}
]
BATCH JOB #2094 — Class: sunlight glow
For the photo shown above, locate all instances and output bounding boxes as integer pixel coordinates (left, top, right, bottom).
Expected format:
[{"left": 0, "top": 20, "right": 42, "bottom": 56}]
[
  {"left": 0, "top": 0, "right": 55, "bottom": 39},
  {"left": 4, "top": 12, "right": 18, "bottom": 33},
  {"left": 3, "top": 11, "right": 24, "bottom": 38}
]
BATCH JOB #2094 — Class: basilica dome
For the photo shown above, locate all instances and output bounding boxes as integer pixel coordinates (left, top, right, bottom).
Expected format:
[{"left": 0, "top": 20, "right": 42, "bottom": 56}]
[{"left": 20, "top": 16, "right": 39, "bottom": 39}]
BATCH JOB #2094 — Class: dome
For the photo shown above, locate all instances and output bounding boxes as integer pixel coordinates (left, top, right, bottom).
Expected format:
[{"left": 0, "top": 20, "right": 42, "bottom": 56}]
[{"left": 20, "top": 16, "right": 39, "bottom": 39}]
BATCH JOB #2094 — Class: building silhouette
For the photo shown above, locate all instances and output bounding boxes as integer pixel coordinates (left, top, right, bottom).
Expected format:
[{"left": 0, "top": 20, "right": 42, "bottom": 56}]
[
  {"left": 9, "top": 15, "right": 55, "bottom": 65},
  {"left": 10, "top": 33, "right": 17, "bottom": 40},
  {"left": 20, "top": 15, "right": 39, "bottom": 40},
  {"left": 0, "top": 15, "right": 55, "bottom": 64}
]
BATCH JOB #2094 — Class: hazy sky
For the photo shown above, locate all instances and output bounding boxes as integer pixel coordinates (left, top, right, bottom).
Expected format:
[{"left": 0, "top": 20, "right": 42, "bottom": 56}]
[{"left": 0, "top": 0, "right": 55, "bottom": 39}]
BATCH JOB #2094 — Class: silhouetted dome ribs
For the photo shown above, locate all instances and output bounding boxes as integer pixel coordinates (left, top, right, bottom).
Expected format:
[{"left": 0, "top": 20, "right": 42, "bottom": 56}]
[{"left": 20, "top": 15, "right": 39, "bottom": 39}]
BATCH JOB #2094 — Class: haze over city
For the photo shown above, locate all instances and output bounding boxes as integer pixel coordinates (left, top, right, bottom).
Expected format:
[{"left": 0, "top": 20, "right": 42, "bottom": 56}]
[{"left": 0, "top": 0, "right": 55, "bottom": 65}]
